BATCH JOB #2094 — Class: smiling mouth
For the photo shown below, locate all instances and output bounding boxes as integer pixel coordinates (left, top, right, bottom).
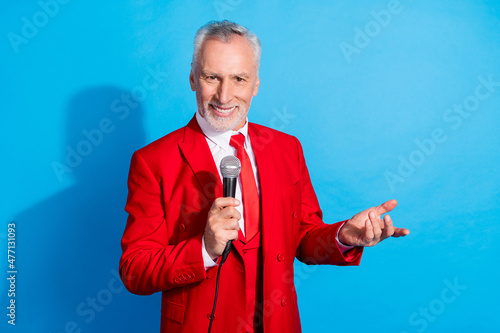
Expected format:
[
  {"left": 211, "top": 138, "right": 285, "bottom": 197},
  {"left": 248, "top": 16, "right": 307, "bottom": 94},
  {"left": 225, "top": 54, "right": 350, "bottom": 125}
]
[{"left": 210, "top": 104, "right": 237, "bottom": 117}]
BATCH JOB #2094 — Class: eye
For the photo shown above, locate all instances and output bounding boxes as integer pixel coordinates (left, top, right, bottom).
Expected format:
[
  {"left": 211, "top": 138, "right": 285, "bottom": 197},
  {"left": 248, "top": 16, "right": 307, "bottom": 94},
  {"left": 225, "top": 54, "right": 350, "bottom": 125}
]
[
  {"left": 206, "top": 75, "right": 217, "bottom": 81},
  {"left": 235, "top": 77, "right": 245, "bottom": 82}
]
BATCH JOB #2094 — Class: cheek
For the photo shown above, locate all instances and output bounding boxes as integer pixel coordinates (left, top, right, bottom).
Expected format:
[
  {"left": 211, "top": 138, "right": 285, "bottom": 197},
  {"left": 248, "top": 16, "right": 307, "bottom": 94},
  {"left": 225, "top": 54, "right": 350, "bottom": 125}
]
[
  {"left": 241, "top": 90, "right": 256, "bottom": 105},
  {"left": 198, "top": 86, "right": 216, "bottom": 102}
]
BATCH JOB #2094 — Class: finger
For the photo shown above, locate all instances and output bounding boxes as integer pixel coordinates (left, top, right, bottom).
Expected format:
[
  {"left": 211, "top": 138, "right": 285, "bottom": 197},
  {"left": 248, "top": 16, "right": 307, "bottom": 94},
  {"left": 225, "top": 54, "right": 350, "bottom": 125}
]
[
  {"left": 227, "top": 230, "right": 239, "bottom": 242},
  {"left": 213, "top": 228, "right": 239, "bottom": 244},
  {"left": 207, "top": 207, "right": 240, "bottom": 232},
  {"left": 212, "top": 197, "right": 241, "bottom": 211},
  {"left": 217, "top": 226, "right": 239, "bottom": 243},
  {"left": 219, "top": 206, "right": 242, "bottom": 221},
  {"left": 369, "top": 212, "right": 382, "bottom": 240},
  {"left": 381, "top": 214, "right": 395, "bottom": 239},
  {"left": 224, "top": 218, "right": 240, "bottom": 231},
  {"left": 392, "top": 227, "right": 410, "bottom": 237},
  {"left": 374, "top": 199, "right": 398, "bottom": 216},
  {"left": 363, "top": 219, "right": 374, "bottom": 244},
  {"left": 209, "top": 198, "right": 240, "bottom": 216}
]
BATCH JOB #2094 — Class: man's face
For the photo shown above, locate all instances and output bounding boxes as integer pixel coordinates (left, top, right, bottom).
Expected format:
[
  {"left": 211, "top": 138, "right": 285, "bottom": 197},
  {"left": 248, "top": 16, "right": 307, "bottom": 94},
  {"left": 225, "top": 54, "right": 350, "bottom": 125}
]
[{"left": 190, "top": 35, "right": 260, "bottom": 132}]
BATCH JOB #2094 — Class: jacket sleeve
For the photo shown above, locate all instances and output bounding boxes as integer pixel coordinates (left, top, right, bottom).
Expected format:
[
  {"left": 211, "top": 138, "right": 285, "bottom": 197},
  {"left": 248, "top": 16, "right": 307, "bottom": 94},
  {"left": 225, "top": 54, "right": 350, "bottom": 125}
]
[
  {"left": 119, "top": 151, "right": 207, "bottom": 295},
  {"left": 293, "top": 138, "right": 364, "bottom": 266}
]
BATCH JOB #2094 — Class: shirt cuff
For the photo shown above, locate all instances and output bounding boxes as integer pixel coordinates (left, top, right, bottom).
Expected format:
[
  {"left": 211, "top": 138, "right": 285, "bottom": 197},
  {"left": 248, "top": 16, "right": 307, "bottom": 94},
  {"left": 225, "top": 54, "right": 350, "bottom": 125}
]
[
  {"left": 201, "top": 235, "right": 218, "bottom": 269},
  {"left": 336, "top": 222, "right": 355, "bottom": 253}
]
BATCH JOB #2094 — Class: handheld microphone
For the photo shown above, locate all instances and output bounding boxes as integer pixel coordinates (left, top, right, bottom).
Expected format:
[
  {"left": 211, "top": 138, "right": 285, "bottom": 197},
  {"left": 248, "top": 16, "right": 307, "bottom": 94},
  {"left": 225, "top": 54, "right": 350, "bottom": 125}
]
[
  {"left": 208, "top": 156, "right": 241, "bottom": 333},
  {"left": 219, "top": 155, "right": 241, "bottom": 264}
]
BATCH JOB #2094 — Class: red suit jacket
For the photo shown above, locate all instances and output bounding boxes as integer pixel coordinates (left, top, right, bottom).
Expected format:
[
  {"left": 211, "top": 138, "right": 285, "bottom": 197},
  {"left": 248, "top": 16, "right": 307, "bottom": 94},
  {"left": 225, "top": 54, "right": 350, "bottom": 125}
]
[{"left": 119, "top": 116, "right": 363, "bottom": 332}]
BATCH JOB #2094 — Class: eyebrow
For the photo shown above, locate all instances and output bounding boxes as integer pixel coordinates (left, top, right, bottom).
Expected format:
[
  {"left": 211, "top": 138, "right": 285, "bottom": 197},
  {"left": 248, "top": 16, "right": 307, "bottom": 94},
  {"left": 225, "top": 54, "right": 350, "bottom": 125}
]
[
  {"left": 201, "top": 71, "right": 250, "bottom": 79},
  {"left": 201, "top": 71, "right": 219, "bottom": 77},
  {"left": 232, "top": 73, "right": 250, "bottom": 79}
]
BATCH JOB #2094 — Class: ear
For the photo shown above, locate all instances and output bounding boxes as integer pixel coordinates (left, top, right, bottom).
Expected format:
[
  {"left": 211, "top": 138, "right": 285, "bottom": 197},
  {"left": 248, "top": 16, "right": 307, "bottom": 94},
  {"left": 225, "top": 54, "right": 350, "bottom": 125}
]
[
  {"left": 253, "top": 76, "right": 260, "bottom": 97},
  {"left": 189, "top": 67, "right": 196, "bottom": 91}
]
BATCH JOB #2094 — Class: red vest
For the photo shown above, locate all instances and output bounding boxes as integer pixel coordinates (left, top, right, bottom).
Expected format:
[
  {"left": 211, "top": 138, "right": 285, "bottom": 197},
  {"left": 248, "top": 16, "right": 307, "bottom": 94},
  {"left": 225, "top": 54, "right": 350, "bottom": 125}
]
[{"left": 233, "top": 229, "right": 263, "bottom": 333}]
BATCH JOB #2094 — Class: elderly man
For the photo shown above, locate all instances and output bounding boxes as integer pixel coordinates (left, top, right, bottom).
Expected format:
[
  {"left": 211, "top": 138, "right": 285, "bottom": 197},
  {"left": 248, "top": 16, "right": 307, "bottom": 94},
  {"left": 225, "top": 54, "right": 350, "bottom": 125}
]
[{"left": 119, "top": 20, "right": 409, "bottom": 333}]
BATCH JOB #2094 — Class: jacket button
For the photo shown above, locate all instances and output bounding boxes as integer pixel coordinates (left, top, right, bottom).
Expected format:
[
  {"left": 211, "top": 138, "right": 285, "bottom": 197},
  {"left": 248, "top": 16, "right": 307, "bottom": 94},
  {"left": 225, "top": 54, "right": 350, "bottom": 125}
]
[
  {"left": 207, "top": 314, "right": 215, "bottom": 320},
  {"left": 277, "top": 254, "right": 284, "bottom": 262},
  {"left": 292, "top": 212, "right": 298, "bottom": 219},
  {"left": 173, "top": 277, "right": 180, "bottom": 284},
  {"left": 180, "top": 223, "right": 186, "bottom": 231},
  {"left": 281, "top": 297, "right": 288, "bottom": 307}
]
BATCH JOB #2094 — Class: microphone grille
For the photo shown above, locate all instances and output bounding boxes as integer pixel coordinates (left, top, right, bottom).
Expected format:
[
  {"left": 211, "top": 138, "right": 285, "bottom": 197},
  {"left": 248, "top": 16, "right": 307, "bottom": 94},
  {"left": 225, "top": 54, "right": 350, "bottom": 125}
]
[{"left": 220, "top": 155, "right": 241, "bottom": 178}]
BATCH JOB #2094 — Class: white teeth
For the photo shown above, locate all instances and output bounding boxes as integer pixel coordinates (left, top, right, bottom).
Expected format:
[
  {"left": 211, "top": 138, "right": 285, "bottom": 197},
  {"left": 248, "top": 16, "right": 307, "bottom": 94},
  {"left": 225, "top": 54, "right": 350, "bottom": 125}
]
[{"left": 213, "top": 105, "right": 236, "bottom": 114}]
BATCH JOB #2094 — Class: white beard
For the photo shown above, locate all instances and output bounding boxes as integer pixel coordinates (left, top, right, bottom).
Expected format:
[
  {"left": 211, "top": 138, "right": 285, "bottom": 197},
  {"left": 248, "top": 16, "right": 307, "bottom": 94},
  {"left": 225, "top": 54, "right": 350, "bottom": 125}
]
[{"left": 198, "top": 100, "right": 248, "bottom": 132}]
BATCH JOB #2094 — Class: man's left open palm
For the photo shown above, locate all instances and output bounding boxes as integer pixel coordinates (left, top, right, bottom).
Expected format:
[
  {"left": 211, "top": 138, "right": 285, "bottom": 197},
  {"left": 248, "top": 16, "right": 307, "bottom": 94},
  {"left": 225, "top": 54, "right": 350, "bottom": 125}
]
[{"left": 338, "top": 199, "right": 410, "bottom": 247}]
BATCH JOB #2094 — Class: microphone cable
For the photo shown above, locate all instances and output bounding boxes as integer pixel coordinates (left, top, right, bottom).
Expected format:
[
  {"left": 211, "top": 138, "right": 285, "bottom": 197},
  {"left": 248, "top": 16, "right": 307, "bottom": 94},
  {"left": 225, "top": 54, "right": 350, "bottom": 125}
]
[{"left": 207, "top": 241, "right": 231, "bottom": 333}]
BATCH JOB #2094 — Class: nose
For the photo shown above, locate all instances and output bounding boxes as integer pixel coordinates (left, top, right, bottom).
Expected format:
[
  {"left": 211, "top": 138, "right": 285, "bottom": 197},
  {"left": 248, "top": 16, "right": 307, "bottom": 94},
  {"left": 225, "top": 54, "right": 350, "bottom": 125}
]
[{"left": 217, "top": 79, "right": 232, "bottom": 105}]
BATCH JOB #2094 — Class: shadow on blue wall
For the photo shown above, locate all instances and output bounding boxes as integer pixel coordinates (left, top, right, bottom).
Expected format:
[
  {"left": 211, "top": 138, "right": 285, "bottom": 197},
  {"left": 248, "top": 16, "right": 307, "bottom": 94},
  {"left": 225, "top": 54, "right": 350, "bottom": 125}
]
[{"left": 14, "top": 87, "right": 159, "bottom": 332}]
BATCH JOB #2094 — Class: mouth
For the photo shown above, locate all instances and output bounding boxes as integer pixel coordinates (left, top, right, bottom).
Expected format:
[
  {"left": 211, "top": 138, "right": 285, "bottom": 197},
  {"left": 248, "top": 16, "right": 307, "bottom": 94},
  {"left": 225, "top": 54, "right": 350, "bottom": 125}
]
[{"left": 210, "top": 104, "right": 237, "bottom": 118}]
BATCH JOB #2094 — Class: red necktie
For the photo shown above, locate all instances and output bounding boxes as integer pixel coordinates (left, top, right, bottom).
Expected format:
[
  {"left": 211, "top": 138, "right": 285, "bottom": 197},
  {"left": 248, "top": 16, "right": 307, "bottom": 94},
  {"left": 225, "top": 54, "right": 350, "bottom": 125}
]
[{"left": 230, "top": 133, "right": 260, "bottom": 241}]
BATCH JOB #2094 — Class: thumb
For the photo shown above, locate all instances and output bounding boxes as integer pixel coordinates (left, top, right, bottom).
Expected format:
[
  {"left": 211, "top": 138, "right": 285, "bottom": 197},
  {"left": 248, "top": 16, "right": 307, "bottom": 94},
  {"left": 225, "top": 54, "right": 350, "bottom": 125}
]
[{"left": 375, "top": 199, "right": 398, "bottom": 216}]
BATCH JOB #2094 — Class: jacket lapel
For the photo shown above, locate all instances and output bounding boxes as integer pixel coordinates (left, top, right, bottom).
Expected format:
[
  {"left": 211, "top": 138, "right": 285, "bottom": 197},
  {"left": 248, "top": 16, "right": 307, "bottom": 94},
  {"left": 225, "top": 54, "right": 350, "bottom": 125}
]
[
  {"left": 248, "top": 124, "right": 277, "bottom": 261},
  {"left": 178, "top": 116, "right": 223, "bottom": 201},
  {"left": 178, "top": 116, "right": 244, "bottom": 260}
]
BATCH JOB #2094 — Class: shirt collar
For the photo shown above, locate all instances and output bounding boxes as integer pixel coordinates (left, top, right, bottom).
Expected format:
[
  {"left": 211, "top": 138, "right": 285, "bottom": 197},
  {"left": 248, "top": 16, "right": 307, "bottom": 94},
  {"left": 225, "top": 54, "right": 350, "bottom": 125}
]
[{"left": 195, "top": 111, "right": 250, "bottom": 151}]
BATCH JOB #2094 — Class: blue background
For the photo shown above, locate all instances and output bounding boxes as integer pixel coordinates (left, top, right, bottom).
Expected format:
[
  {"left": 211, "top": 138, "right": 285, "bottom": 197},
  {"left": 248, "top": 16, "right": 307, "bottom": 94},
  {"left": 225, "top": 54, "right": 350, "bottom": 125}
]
[{"left": 2, "top": 0, "right": 500, "bottom": 332}]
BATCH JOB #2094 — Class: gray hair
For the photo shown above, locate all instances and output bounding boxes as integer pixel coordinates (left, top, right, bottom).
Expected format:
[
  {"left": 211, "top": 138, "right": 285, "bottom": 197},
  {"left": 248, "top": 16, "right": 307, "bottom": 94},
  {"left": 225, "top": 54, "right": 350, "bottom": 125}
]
[{"left": 192, "top": 20, "right": 261, "bottom": 70}]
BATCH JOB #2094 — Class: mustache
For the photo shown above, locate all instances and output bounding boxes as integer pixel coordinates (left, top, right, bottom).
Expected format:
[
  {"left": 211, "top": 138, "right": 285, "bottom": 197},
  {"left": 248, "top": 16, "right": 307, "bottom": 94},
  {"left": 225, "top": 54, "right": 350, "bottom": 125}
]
[{"left": 208, "top": 102, "right": 238, "bottom": 108}]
